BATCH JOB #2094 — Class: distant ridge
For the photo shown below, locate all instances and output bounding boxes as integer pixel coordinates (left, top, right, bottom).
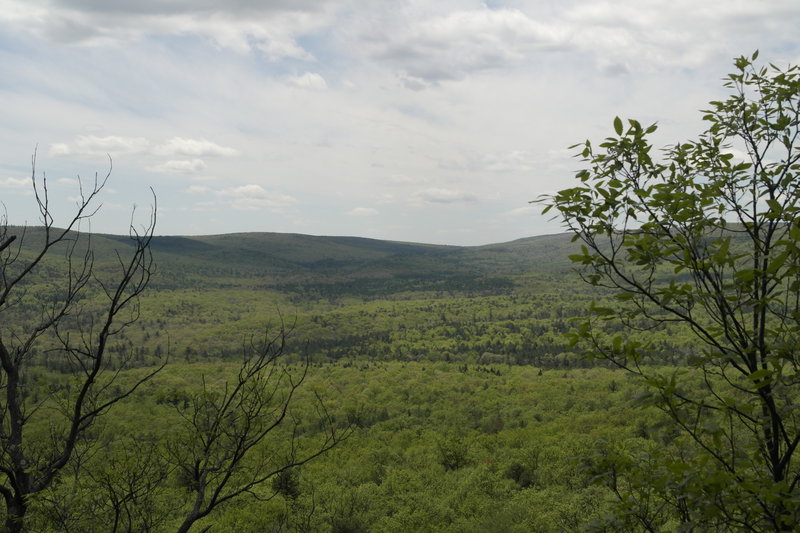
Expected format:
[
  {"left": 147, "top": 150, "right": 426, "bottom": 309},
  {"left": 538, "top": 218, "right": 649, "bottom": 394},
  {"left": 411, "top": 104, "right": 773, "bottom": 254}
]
[{"left": 11, "top": 227, "right": 577, "bottom": 295}]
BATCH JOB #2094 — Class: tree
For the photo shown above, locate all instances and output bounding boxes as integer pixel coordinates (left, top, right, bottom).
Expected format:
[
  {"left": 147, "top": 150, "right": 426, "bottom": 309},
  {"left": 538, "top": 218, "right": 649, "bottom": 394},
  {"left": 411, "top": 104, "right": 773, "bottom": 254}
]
[
  {"left": 543, "top": 52, "right": 800, "bottom": 530},
  {"left": 33, "top": 324, "right": 348, "bottom": 533},
  {"left": 168, "top": 326, "right": 347, "bottom": 533},
  {"left": 0, "top": 155, "right": 161, "bottom": 532}
]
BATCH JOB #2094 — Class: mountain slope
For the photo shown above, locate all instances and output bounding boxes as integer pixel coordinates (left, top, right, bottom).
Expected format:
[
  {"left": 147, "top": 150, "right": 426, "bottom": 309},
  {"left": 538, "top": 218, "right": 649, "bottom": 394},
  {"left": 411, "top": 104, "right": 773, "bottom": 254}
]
[{"left": 7, "top": 227, "right": 578, "bottom": 296}]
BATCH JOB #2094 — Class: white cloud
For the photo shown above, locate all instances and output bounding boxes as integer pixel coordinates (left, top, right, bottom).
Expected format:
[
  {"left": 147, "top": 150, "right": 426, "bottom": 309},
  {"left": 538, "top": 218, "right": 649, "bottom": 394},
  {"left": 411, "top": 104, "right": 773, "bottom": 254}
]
[
  {"left": 255, "top": 32, "right": 316, "bottom": 62},
  {"left": 442, "top": 151, "right": 536, "bottom": 173},
  {"left": 286, "top": 72, "right": 328, "bottom": 90},
  {"left": 147, "top": 159, "right": 207, "bottom": 174},
  {"left": 77, "top": 135, "right": 150, "bottom": 154},
  {"left": 216, "top": 184, "right": 267, "bottom": 198},
  {"left": 364, "top": 7, "right": 570, "bottom": 85},
  {"left": 50, "top": 136, "right": 238, "bottom": 163},
  {"left": 0, "top": 0, "right": 333, "bottom": 62},
  {"left": 561, "top": 0, "right": 800, "bottom": 71},
  {"left": 1, "top": 0, "right": 799, "bottom": 244},
  {"left": 346, "top": 207, "right": 378, "bottom": 216},
  {"left": 49, "top": 143, "right": 72, "bottom": 156},
  {"left": 154, "top": 138, "right": 239, "bottom": 157},
  {"left": 387, "top": 174, "right": 429, "bottom": 185},
  {"left": 481, "top": 151, "right": 535, "bottom": 173},
  {"left": 216, "top": 184, "right": 296, "bottom": 211},
  {"left": 415, "top": 188, "right": 477, "bottom": 204},
  {"left": 504, "top": 205, "right": 538, "bottom": 217},
  {"left": 0, "top": 177, "right": 30, "bottom": 189},
  {"left": 48, "top": 135, "right": 150, "bottom": 156}
]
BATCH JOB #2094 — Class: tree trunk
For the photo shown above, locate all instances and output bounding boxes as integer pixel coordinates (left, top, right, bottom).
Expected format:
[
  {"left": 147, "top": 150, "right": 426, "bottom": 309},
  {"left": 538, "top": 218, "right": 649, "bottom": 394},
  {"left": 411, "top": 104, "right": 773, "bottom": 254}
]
[
  {"left": 175, "top": 514, "right": 200, "bottom": 533},
  {"left": 3, "top": 494, "right": 27, "bottom": 533}
]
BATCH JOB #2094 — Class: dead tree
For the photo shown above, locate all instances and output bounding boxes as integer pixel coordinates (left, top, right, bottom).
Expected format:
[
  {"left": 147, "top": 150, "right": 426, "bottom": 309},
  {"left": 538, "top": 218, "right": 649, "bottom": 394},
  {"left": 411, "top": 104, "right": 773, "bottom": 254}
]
[
  {"left": 169, "top": 326, "right": 348, "bottom": 533},
  {"left": 0, "top": 154, "right": 162, "bottom": 532}
]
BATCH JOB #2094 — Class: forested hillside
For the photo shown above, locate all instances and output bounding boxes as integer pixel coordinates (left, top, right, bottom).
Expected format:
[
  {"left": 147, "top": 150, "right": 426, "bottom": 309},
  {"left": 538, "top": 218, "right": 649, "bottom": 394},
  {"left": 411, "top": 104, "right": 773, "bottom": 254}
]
[
  {"left": 1, "top": 226, "right": 681, "bottom": 530},
  {"left": 6, "top": 228, "right": 690, "bottom": 371}
]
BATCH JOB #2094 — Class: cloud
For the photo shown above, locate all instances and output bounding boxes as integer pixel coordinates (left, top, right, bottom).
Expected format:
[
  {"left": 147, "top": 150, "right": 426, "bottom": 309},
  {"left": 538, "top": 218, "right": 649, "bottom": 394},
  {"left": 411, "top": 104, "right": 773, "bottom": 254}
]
[
  {"left": 414, "top": 188, "right": 477, "bottom": 204},
  {"left": 147, "top": 159, "right": 207, "bottom": 174},
  {"left": 216, "top": 184, "right": 296, "bottom": 211},
  {"left": 504, "top": 205, "right": 538, "bottom": 217},
  {"left": 50, "top": 135, "right": 239, "bottom": 161},
  {"left": 48, "top": 135, "right": 150, "bottom": 156},
  {"left": 0, "top": 177, "right": 30, "bottom": 189},
  {"left": 561, "top": 0, "right": 800, "bottom": 70},
  {"left": 154, "top": 138, "right": 239, "bottom": 157},
  {"left": 346, "top": 207, "right": 378, "bottom": 216},
  {"left": 0, "top": 0, "right": 332, "bottom": 60},
  {"left": 481, "top": 151, "right": 536, "bottom": 173},
  {"left": 350, "top": 1, "right": 800, "bottom": 86},
  {"left": 76, "top": 135, "right": 150, "bottom": 154},
  {"left": 364, "top": 7, "right": 569, "bottom": 85},
  {"left": 49, "top": 143, "right": 72, "bottom": 156},
  {"left": 286, "top": 72, "right": 328, "bottom": 90},
  {"left": 2, "top": 0, "right": 799, "bottom": 245},
  {"left": 442, "top": 151, "right": 537, "bottom": 173}
]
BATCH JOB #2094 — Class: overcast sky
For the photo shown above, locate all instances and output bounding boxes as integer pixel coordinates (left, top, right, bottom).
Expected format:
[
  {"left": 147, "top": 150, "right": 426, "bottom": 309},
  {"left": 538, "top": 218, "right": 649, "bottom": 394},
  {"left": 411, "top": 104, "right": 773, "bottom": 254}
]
[{"left": 1, "top": 1, "right": 798, "bottom": 245}]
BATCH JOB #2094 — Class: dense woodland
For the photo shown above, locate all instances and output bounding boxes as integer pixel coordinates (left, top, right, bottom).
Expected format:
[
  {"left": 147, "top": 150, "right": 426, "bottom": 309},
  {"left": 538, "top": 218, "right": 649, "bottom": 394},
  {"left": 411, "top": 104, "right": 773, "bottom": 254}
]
[
  {"left": 22, "top": 230, "right": 693, "bottom": 370},
  {"left": 1, "top": 229, "right": 689, "bottom": 531}
]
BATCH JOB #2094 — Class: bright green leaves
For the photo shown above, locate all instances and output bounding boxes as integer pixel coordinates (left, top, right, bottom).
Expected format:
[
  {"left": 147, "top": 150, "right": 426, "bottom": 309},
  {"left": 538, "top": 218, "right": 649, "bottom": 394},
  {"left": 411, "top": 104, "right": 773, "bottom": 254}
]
[
  {"left": 713, "top": 237, "right": 731, "bottom": 264},
  {"left": 765, "top": 198, "right": 785, "bottom": 220},
  {"left": 568, "top": 244, "right": 595, "bottom": 266},
  {"left": 541, "top": 116, "right": 668, "bottom": 247},
  {"left": 613, "top": 116, "right": 623, "bottom": 135},
  {"left": 734, "top": 52, "right": 757, "bottom": 71},
  {"left": 772, "top": 113, "right": 792, "bottom": 131},
  {"left": 747, "top": 368, "right": 774, "bottom": 390},
  {"left": 540, "top": 53, "right": 800, "bottom": 529}
]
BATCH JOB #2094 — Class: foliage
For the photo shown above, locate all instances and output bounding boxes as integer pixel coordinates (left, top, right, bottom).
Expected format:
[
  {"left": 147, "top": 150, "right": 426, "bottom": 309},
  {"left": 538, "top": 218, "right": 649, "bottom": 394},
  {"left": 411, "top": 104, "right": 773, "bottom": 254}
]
[
  {"left": 544, "top": 52, "right": 800, "bottom": 530},
  {"left": 26, "top": 362, "right": 657, "bottom": 532},
  {"left": 0, "top": 159, "right": 347, "bottom": 533},
  {"left": 167, "top": 327, "right": 347, "bottom": 533}
]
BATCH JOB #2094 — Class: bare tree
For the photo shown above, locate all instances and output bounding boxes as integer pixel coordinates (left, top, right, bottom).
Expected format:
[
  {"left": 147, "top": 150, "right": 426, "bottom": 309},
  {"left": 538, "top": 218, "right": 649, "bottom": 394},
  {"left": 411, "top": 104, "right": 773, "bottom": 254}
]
[
  {"left": 169, "top": 326, "right": 348, "bottom": 533},
  {"left": 0, "top": 154, "right": 162, "bottom": 532},
  {"left": 38, "top": 435, "right": 174, "bottom": 533}
]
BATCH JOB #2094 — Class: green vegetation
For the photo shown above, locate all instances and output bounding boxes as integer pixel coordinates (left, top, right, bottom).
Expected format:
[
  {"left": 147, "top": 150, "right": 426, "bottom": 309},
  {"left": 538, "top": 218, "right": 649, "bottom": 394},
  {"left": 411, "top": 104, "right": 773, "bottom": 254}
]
[
  {"left": 545, "top": 52, "right": 800, "bottom": 530},
  {"left": 28, "top": 362, "right": 663, "bottom": 532},
  {"left": 2, "top": 217, "right": 703, "bottom": 532},
  {"left": 4, "top": 53, "right": 797, "bottom": 532},
  {"left": 3, "top": 201, "right": 685, "bottom": 532}
]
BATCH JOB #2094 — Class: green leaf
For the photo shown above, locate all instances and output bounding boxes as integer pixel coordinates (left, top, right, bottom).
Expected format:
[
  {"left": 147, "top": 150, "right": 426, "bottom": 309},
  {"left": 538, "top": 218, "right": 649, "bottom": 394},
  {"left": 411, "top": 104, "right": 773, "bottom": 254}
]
[
  {"left": 713, "top": 238, "right": 730, "bottom": 263},
  {"left": 748, "top": 369, "right": 773, "bottom": 389},
  {"left": 766, "top": 252, "right": 788, "bottom": 274},
  {"left": 613, "top": 116, "right": 623, "bottom": 135},
  {"left": 612, "top": 335, "right": 622, "bottom": 353},
  {"left": 734, "top": 269, "right": 756, "bottom": 283}
]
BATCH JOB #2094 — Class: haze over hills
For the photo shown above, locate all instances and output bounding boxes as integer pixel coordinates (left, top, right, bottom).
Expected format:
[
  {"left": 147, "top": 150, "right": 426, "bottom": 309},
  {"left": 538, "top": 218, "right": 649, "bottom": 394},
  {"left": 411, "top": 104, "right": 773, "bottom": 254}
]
[
  {"left": 106, "top": 230, "right": 580, "bottom": 294},
  {"left": 8, "top": 225, "right": 581, "bottom": 297},
  {"left": 7, "top": 227, "right": 609, "bottom": 365}
]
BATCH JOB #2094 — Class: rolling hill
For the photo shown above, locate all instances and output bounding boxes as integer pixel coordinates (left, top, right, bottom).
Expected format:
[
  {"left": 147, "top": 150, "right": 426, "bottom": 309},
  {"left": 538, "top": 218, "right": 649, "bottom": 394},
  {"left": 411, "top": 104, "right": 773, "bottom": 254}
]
[{"left": 139, "top": 231, "right": 579, "bottom": 293}]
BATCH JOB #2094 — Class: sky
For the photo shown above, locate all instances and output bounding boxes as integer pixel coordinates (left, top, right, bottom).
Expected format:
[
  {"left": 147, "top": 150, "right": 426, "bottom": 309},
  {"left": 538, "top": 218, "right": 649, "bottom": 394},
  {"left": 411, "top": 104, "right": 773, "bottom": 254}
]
[{"left": 0, "top": 1, "right": 798, "bottom": 246}]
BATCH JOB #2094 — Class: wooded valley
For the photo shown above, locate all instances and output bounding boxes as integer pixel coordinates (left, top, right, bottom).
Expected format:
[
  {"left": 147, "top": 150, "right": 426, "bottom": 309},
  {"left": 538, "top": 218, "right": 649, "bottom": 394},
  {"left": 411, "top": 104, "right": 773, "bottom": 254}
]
[{"left": 0, "top": 228, "right": 690, "bottom": 532}]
